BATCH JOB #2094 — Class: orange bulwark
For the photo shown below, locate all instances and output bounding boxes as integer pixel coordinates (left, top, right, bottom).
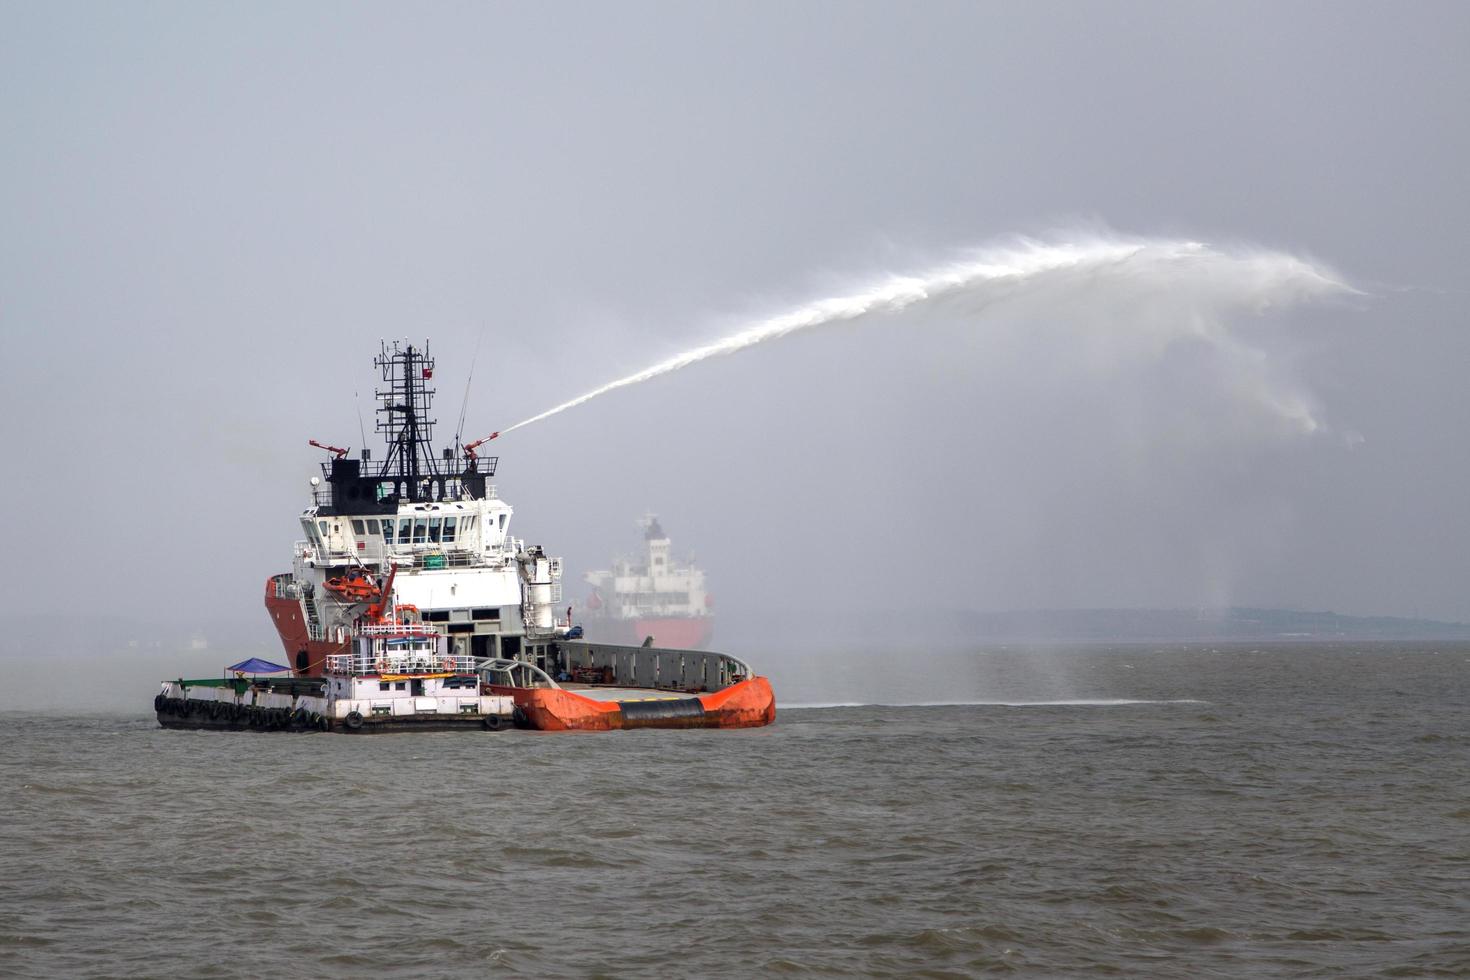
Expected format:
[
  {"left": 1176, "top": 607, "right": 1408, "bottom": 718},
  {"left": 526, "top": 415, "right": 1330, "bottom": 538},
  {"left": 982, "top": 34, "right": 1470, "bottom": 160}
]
[{"left": 495, "top": 677, "right": 776, "bottom": 732}]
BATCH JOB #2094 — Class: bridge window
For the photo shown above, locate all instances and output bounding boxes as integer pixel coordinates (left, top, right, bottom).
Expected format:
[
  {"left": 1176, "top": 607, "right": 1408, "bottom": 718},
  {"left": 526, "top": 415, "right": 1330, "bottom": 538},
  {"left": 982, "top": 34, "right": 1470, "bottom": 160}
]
[
  {"left": 366, "top": 519, "right": 380, "bottom": 535},
  {"left": 398, "top": 518, "right": 412, "bottom": 544},
  {"left": 317, "top": 520, "right": 329, "bottom": 536},
  {"left": 442, "top": 516, "right": 457, "bottom": 542},
  {"left": 352, "top": 520, "right": 365, "bottom": 535},
  {"left": 413, "top": 519, "right": 428, "bottom": 544},
  {"left": 428, "top": 517, "right": 442, "bottom": 542}
]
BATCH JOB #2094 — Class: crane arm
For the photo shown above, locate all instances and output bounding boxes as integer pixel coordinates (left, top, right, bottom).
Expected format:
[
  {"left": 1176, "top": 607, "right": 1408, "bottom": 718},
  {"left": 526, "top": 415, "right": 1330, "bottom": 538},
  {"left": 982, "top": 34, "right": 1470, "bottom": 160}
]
[
  {"left": 309, "top": 439, "right": 350, "bottom": 458},
  {"left": 364, "top": 563, "right": 399, "bottom": 624}
]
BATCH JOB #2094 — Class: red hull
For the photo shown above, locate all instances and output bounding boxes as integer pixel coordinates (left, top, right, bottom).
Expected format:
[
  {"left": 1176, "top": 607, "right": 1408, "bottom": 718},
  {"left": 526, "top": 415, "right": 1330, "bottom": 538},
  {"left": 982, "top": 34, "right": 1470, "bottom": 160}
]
[
  {"left": 582, "top": 616, "right": 714, "bottom": 650},
  {"left": 494, "top": 676, "right": 775, "bottom": 731},
  {"left": 263, "top": 578, "right": 344, "bottom": 676}
]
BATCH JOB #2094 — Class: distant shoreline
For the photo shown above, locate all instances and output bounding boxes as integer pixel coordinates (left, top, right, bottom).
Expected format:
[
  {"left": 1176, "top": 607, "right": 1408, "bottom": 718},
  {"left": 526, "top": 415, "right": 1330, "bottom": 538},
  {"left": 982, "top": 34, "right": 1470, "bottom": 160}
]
[
  {"left": 6, "top": 606, "right": 1470, "bottom": 661},
  {"left": 720, "top": 606, "right": 1470, "bottom": 647}
]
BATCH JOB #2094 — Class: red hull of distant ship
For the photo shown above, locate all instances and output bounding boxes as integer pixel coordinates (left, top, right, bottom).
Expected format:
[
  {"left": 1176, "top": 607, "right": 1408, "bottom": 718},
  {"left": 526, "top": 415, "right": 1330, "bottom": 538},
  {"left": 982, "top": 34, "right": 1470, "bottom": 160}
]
[{"left": 584, "top": 616, "right": 714, "bottom": 650}]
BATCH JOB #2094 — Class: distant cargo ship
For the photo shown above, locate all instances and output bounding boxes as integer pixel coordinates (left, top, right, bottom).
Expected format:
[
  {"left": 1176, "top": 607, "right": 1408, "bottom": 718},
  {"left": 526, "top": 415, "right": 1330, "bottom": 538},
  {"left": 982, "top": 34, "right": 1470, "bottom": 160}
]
[{"left": 582, "top": 517, "right": 714, "bottom": 650}]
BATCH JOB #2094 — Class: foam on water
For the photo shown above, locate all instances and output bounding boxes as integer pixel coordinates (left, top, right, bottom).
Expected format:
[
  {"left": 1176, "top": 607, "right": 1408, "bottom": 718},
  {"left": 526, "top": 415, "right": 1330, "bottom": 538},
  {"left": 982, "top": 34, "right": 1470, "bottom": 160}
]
[{"left": 784, "top": 698, "right": 1211, "bottom": 709}]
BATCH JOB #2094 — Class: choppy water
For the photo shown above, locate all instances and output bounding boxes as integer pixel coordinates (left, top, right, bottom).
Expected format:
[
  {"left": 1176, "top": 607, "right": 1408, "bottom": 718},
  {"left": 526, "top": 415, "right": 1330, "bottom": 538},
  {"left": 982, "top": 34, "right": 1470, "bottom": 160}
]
[{"left": 2, "top": 644, "right": 1467, "bottom": 978}]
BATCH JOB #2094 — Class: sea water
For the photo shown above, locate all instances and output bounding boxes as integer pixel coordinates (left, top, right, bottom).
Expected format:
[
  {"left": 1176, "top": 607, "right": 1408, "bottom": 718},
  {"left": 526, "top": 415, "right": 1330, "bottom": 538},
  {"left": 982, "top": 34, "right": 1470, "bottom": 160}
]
[{"left": 1, "top": 643, "right": 1466, "bottom": 977}]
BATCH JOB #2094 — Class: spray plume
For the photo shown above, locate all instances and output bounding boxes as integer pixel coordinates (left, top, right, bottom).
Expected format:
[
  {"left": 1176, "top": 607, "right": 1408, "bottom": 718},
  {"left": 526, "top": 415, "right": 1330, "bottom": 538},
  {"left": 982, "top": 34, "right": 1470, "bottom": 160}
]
[{"left": 490, "top": 235, "right": 1348, "bottom": 439}]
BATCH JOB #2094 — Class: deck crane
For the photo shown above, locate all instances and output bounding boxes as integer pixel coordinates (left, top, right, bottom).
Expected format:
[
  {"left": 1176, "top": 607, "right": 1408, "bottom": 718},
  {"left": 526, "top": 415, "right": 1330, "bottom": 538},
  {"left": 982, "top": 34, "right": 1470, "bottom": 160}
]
[
  {"left": 364, "top": 564, "right": 400, "bottom": 625},
  {"left": 308, "top": 439, "right": 350, "bottom": 458}
]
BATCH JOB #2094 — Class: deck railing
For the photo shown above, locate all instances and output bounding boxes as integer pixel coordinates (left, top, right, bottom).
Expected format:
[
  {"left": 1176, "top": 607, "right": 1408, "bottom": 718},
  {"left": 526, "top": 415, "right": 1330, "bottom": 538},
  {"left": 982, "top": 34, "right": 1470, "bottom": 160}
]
[
  {"left": 310, "top": 480, "right": 500, "bottom": 508},
  {"left": 271, "top": 576, "right": 305, "bottom": 600},
  {"left": 480, "top": 658, "right": 560, "bottom": 690},
  {"left": 559, "top": 642, "right": 753, "bottom": 693},
  {"left": 293, "top": 540, "right": 503, "bottom": 571},
  {"left": 325, "top": 651, "right": 479, "bottom": 676}
]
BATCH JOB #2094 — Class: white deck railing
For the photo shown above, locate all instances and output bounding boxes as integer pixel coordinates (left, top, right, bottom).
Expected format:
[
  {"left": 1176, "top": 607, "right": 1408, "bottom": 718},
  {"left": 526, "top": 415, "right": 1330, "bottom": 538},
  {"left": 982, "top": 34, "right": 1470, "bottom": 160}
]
[{"left": 325, "top": 652, "right": 479, "bottom": 676}]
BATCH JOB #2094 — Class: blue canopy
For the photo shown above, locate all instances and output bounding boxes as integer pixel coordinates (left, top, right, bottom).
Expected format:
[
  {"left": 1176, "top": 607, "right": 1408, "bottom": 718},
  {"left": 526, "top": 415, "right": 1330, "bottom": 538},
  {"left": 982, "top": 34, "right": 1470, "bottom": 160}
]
[{"left": 226, "top": 657, "right": 291, "bottom": 674}]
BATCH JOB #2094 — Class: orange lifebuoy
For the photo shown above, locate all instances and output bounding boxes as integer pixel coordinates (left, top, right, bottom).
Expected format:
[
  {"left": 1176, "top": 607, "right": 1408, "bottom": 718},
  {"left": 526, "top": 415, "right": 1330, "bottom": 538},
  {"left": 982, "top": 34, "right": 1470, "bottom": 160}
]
[
  {"left": 441, "top": 657, "right": 455, "bottom": 672},
  {"left": 375, "top": 658, "right": 388, "bottom": 673}
]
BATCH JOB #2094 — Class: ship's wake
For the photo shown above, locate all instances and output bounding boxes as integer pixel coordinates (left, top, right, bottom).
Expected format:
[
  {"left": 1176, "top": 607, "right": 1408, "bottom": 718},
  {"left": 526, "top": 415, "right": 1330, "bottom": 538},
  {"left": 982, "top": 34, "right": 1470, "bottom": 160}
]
[
  {"left": 784, "top": 699, "right": 1211, "bottom": 710},
  {"left": 495, "top": 233, "right": 1351, "bottom": 437}
]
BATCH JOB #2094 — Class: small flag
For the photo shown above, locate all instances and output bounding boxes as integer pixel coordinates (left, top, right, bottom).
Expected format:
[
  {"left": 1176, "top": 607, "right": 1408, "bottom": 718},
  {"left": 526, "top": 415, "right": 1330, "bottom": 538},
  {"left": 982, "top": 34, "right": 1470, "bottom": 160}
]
[{"left": 422, "top": 368, "right": 433, "bottom": 379}]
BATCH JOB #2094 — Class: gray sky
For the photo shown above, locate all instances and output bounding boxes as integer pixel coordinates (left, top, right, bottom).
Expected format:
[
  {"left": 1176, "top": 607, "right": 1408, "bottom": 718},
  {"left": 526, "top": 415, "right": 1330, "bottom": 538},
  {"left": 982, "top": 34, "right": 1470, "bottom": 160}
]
[{"left": 2, "top": 0, "right": 1467, "bottom": 635}]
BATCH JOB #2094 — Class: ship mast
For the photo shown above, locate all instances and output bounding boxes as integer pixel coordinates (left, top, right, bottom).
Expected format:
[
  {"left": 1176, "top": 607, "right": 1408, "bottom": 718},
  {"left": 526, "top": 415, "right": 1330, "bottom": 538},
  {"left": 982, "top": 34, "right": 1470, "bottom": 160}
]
[
  {"left": 313, "top": 341, "right": 497, "bottom": 515},
  {"left": 376, "top": 341, "right": 441, "bottom": 496}
]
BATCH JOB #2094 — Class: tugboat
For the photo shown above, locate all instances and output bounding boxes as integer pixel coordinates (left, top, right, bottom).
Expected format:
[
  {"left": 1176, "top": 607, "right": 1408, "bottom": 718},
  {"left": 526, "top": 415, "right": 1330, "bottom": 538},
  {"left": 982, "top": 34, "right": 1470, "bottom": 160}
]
[
  {"left": 155, "top": 624, "right": 515, "bottom": 733},
  {"left": 155, "top": 341, "right": 774, "bottom": 732},
  {"left": 583, "top": 516, "right": 715, "bottom": 650}
]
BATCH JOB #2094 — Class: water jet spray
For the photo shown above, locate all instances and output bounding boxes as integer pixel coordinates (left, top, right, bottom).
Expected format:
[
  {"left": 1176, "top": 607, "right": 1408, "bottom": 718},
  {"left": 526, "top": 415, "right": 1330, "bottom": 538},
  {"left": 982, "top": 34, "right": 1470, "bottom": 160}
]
[{"left": 465, "top": 234, "right": 1347, "bottom": 446}]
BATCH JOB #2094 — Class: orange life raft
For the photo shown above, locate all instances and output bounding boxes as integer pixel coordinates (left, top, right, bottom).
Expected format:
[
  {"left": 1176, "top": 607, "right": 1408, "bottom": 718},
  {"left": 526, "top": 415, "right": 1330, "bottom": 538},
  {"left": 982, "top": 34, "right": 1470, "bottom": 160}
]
[{"left": 322, "top": 573, "right": 381, "bottom": 601}]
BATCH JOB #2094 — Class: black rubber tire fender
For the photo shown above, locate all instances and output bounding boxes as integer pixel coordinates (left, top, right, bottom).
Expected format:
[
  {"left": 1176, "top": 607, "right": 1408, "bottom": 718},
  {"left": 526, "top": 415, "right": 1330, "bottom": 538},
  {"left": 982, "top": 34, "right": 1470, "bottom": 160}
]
[
  {"left": 482, "top": 714, "right": 503, "bottom": 732},
  {"left": 344, "top": 711, "right": 364, "bottom": 731}
]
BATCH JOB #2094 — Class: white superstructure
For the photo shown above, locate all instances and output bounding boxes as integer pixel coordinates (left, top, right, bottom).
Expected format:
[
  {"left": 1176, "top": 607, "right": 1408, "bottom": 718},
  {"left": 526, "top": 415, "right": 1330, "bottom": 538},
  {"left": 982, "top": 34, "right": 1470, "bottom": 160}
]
[{"left": 266, "top": 341, "right": 569, "bottom": 675}]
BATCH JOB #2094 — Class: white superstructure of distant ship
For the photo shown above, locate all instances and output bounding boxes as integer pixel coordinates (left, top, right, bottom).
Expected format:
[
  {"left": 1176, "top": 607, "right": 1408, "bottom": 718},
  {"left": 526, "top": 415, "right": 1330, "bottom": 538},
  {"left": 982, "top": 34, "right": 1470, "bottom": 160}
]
[{"left": 583, "top": 516, "right": 714, "bottom": 650}]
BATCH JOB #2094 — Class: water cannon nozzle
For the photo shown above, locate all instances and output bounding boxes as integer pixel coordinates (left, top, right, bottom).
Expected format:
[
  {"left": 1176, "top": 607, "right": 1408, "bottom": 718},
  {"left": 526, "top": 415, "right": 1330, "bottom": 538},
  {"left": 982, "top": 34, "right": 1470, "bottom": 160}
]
[{"left": 463, "top": 431, "right": 501, "bottom": 462}]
